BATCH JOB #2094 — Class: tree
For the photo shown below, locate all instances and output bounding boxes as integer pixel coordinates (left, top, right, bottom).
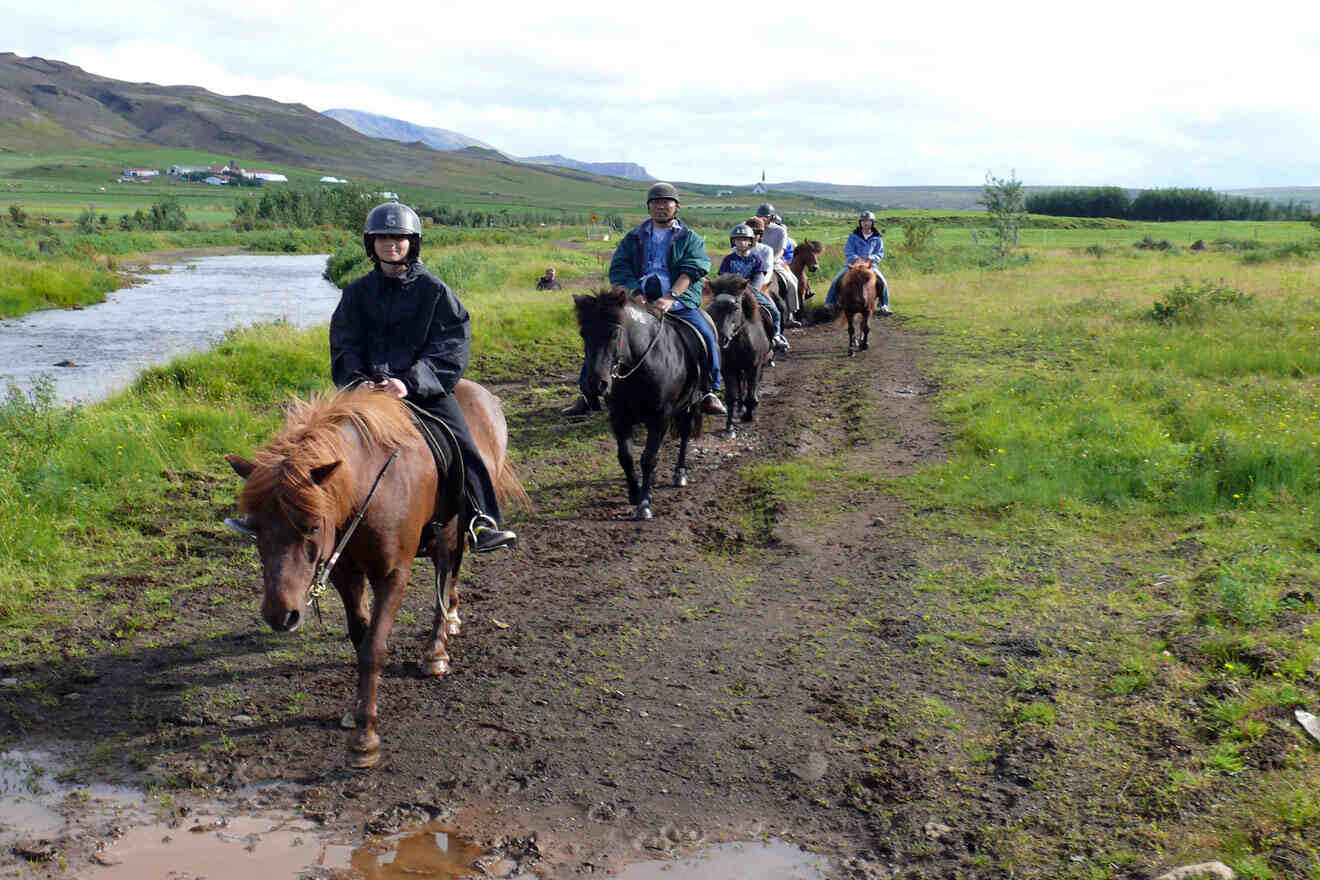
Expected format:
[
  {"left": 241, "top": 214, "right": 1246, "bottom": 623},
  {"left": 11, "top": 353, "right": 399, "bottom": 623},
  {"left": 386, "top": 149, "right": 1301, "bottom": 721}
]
[{"left": 980, "top": 170, "right": 1026, "bottom": 257}]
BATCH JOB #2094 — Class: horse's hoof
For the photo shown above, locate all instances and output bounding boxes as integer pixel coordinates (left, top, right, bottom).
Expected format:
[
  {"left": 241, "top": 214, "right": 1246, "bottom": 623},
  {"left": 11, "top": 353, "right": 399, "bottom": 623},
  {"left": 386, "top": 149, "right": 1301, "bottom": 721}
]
[
  {"left": 742, "top": 412, "right": 755, "bottom": 423},
  {"left": 423, "top": 656, "right": 451, "bottom": 676},
  {"left": 348, "top": 747, "right": 381, "bottom": 770},
  {"left": 340, "top": 712, "right": 356, "bottom": 730},
  {"left": 444, "top": 620, "right": 461, "bottom": 637},
  {"left": 848, "top": 350, "right": 856, "bottom": 357},
  {"left": 674, "top": 470, "right": 687, "bottom": 488},
  {"left": 634, "top": 503, "right": 653, "bottom": 521}
]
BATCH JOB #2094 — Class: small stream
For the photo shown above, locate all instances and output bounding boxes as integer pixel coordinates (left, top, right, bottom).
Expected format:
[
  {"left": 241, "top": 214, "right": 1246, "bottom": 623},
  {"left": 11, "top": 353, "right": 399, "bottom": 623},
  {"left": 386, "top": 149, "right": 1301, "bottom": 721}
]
[{"left": 0, "top": 253, "right": 342, "bottom": 404}]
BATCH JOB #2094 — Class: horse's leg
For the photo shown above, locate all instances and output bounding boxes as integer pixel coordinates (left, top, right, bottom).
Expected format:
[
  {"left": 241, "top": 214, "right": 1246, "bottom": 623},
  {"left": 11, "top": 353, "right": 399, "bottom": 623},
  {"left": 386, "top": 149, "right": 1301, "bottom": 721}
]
[
  {"left": 332, "top": 561, "right": 370, "bottom": 650},
  {"left": 635, "top": 417, "right": 665, "bottom": 519},
  {"left": 861, "top": 308, "right": 872, "bottom": 351},
  {"left": 674, "top": 411, "right": 692, "bottom": 488},
  {"left": 615, "top": 424, "right": 641, "bottom": 506},
  {"left": 349, "top": 567, "right": 409, "bottom": 769},
  {"left": 443, "top": 520, "right": 465, "bottom": 636},
  {"left": 723, "top": 369, "right": 736, "bottom": 434},
  {"left": 847, "top": 312, "right": 857, "bottom": 356},
  {"left": 744, "top": 364, "right": 761, "bottom": 422},
  {"left": 422, "top": 525, "right": 453, "bottom": 676}
]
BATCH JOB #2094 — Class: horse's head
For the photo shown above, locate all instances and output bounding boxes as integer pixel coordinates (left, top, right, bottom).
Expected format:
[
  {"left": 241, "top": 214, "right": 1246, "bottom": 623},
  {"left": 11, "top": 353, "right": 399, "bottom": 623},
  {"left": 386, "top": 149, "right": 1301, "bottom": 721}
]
[
  {"left": 224, "top": 393, "right": 401, "bottom": 633},
  {"left": 574, "top": 287, "right": 648, "bottom": 400},
  {"left": 706, "top": 274, "right": 753, "bottom": 348},
  {"left": 801, "top": 240, "right": 823, "bottom": 272},
  {"left": 227, "top": 453, "right": 341, "bottom": 632}
]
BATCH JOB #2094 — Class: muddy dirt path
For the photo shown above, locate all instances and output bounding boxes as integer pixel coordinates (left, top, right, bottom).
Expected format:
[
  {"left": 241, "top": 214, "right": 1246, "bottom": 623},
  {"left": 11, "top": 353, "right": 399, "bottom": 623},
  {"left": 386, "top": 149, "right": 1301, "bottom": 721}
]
[{"left": 3, "top": 314, "right": 968, "bottom": 878}]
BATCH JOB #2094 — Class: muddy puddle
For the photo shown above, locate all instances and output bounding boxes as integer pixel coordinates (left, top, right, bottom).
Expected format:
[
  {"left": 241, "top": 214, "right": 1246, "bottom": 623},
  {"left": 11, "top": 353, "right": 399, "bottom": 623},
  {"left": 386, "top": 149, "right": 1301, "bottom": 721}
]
[
  {"left": 3, "top": 749, "right": 831, "bottom": 878},
  {"left": 0, "top": 253, "right": 340, "bottom": 403}
]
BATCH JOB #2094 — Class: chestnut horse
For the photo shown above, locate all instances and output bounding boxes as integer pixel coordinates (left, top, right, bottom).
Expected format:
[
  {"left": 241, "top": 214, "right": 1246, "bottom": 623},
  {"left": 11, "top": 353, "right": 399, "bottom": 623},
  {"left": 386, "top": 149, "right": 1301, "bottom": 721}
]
[
  {"left": 789, "top": 240, "right": 824, "bottom": 314},
  {"left": 837, "top": 259, "right": 878, "bottom": 356},
  {"left": 225, "top": 380, "right": 526, "bottom": 768}
]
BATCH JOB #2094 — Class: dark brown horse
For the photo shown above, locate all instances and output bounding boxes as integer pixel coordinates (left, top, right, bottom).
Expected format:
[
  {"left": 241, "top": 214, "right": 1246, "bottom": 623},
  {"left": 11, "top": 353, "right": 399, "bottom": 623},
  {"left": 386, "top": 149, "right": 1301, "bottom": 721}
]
[
  {"left": 789, "top": 240, "right": 824, "bottom": 313},
  {"left": 837, "top": 259, "right": 878, "bottom": 356},
  {"left": 706, "top": 274, "right": 772, "bottom": 434},
  {"left": 225, "top": 381, "right": 527, "bottom": 768}
]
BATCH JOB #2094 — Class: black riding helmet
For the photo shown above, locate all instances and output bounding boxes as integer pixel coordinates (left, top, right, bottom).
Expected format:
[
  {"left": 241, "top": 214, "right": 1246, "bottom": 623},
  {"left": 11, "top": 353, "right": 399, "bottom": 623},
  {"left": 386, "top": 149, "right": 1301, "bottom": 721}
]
[
  {"left": 646, "top": 182, "right": 680, "bottom": 204},
  {"left": 363, "top": 201, "right": 423, "bottom": 264}
]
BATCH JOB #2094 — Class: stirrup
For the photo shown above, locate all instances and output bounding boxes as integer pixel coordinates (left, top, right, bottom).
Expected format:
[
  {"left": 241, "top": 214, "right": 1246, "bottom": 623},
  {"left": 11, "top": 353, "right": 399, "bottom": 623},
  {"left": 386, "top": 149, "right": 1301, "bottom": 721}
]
[{"left": 467, "top": 514, "right": 498, "bottom": 547}]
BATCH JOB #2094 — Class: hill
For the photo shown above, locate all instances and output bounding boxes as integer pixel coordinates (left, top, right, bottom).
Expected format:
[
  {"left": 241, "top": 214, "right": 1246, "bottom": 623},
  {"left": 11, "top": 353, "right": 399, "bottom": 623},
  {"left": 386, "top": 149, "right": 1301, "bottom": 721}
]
[
  {"left": 321, "top": 108, "right": 495, "bottom": 152},
  {"left": 519, "top": 154, "right": 651, "bottom": 181},
  {"left": 0, "top": 53, "right": 652, "bottom": 211}
]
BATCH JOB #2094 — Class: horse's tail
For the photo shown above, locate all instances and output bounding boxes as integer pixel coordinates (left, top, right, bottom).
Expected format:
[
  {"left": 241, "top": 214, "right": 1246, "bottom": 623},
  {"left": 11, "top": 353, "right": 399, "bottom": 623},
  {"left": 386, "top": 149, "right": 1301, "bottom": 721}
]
[{"left": 494, "top": 456, "right": 533, "bottom": 513}]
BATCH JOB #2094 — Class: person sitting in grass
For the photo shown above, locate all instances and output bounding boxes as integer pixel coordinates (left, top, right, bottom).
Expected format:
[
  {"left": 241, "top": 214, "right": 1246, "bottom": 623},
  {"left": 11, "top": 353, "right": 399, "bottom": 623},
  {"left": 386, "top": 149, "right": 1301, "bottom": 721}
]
[
  {"left": 718, "top": 223, "right": 789, "bottom": 353},
  {"left": 535, "top": 267, "right": 561, "bottom": 290}
]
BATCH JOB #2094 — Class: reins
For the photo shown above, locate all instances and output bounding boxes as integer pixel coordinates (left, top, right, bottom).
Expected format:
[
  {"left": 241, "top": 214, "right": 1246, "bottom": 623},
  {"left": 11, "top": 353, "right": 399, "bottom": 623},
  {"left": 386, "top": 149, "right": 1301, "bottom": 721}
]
[
  {"left": 610, "top": 309, "right": 668, "bottom": 381},
  {"left": 306, "top": 446, "right": 399, "bottom": 622}
]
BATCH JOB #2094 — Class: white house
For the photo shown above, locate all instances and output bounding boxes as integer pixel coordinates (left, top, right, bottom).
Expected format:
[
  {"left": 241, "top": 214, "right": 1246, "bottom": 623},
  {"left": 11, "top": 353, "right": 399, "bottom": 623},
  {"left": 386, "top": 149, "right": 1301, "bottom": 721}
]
[{"left": 122, "top": 168, "right": 159, "bottom": 178}]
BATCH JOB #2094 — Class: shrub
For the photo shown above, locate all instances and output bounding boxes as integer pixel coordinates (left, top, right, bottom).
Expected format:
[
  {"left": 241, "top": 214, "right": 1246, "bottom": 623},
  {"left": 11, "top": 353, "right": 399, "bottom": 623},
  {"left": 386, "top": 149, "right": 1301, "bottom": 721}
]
[
  {"left": 1149, "top": 278, "right": 1254, "bottom": 324},
  {"left": 8, "top": 205, "right": 26, "bottom": 227},
  {"left": 1085, "top": 244, "right": 1106, "bottom": 258},
  {"left": 76, "top": 206, "right": 99, "bottom": 234},
  {"left": 901, "top": 218, "right": 935, "bottom": 254},
  {"left": 1134, "top": 235, "right": 1173, "bottom": 251}
]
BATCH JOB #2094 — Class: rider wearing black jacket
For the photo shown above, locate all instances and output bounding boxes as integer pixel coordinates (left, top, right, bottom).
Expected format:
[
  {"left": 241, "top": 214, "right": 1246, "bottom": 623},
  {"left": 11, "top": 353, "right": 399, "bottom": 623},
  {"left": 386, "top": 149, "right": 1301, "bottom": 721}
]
[{"left": 329, "top": 202, "right": 516, "bottom": 553}]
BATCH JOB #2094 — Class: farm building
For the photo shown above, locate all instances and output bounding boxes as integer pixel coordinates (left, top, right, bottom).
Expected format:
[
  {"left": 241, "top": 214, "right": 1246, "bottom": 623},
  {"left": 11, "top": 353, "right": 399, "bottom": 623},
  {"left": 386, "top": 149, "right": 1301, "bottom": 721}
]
[
  {"left": 122, "top": 168, "right": 159, "bottom": 178},
  {"left": 244, "top": 170, "right": 288, "bottom": 182}
]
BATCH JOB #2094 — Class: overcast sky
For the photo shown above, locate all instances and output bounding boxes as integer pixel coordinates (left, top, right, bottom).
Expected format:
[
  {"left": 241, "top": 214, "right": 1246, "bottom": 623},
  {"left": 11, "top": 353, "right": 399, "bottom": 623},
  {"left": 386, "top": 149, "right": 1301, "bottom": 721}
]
[{"left": 6, "top": 0, "right": 1318, "bottom": 189}]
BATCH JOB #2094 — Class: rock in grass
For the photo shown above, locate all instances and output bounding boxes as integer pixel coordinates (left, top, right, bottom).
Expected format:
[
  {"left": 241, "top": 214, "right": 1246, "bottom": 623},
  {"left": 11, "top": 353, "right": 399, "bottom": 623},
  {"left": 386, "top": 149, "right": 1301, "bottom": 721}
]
[
  {"left": 1154, "top": 862, "right": 1234, "bottom": 880},
  {"left": 1295, "top": 709, "right": 1320, "bottom": 744}
]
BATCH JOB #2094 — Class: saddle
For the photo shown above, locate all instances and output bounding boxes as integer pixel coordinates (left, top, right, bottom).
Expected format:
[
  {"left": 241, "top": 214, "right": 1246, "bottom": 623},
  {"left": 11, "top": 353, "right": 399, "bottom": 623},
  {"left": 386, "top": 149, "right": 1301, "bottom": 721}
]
[
  {"left": 403, "top": 403, "right": 467, "bottom": 556},
  {"left": 666, "top": 309, "right": 715, "bottom": 388},
  {"left": 757, "top": 304, "right": 775, "bottom": 335}
]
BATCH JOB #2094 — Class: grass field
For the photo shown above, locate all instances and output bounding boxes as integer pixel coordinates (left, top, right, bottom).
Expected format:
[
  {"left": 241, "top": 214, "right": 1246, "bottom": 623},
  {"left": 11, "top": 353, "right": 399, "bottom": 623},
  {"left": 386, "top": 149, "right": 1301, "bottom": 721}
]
[{"left": 1, "top": 218, "right": 1318, "bottom": 873}]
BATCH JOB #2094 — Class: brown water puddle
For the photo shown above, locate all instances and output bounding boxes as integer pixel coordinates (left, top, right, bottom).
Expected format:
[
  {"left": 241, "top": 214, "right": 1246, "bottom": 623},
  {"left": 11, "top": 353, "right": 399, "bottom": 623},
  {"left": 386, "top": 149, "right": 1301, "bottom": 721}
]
[{"left": 4, "top": 749, "right": 831, "bottom": 878}]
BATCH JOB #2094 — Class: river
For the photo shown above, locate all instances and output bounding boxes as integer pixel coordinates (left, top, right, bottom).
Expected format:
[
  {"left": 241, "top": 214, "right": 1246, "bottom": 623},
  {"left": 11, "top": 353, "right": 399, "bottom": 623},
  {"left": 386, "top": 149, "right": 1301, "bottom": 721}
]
[{"left": 0, "top": 253, "right": 341, "bottom": 404}]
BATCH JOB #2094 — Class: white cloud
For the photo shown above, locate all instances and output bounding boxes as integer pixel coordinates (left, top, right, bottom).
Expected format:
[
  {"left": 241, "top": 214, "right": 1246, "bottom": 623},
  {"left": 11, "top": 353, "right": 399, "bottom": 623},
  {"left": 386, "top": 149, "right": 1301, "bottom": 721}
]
[{"left": 5, "top": 0, "right": 1318, "bottom": 187}]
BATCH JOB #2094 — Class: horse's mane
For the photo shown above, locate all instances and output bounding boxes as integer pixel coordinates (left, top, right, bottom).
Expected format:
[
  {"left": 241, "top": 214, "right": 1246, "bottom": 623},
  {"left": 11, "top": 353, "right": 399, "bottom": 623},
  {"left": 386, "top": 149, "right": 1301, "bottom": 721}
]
[
  {"left": 574, "top": 287, "right": 632, "bottom": 332},
  {"left": 238, "top": 389, "right": 417, "bottom": 523},
  {"left": 708, "top": 273, "right": 750, "bottom": 298}
]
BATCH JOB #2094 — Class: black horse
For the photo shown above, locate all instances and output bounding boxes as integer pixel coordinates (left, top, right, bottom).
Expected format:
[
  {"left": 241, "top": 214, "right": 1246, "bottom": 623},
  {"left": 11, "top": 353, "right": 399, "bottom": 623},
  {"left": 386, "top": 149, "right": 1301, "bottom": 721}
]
[
  {"left": 706, "top": 274, "right": 772, "bottom": 435},
  {"left": 574, "top": 288, "right": 704, "bottom": 521}
]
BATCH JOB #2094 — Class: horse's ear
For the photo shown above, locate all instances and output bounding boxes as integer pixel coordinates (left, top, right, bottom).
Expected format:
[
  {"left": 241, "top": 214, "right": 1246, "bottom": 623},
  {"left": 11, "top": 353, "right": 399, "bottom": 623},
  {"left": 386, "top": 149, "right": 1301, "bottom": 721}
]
[
  {"left": 310, "top": 460, "right": 342, "bottom": 485},
  {"left": 226, "top": 454, "right": 255, "bottom": 479}
]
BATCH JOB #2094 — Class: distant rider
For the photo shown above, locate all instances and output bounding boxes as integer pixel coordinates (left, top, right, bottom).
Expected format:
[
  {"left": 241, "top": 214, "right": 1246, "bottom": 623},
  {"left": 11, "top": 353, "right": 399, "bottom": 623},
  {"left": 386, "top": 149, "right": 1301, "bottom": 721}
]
[
  {"left": 562, "top": 183, "right": 726, "bottom": 417},
  {"left": 824, "top": 210, "right": 891, "bottom": 316},
  {"left": 718, "top": 223, "right": 789, "bottom": 352},
  {"left": 754, "top": 204, "right": 801, "bottom": 326},
  {"left": 330, "top": 201, "right": 518, "bottom": 553}
]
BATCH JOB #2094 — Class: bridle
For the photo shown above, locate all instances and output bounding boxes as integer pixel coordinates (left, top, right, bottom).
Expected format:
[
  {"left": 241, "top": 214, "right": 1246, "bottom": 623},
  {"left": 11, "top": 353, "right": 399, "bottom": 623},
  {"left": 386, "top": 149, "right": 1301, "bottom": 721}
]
[
  {"left": 606, "top": 308, "right": 667, "bottom": 382},
  {"left": 304, "top": 446, "right": 399, "bottom": 621}
]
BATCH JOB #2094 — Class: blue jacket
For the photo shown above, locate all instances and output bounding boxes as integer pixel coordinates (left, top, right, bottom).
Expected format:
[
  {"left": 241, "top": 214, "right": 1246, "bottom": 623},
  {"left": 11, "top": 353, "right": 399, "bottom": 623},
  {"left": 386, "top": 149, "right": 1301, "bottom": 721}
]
[
  {"left": 845, "top": 227, "right": 884, "bottom": 268},
  {"left": 718, "top": 250, "right": 769, "bottom": 281},
  {"left": 609, "top": 219, "right": 711, "bottom": 311}
]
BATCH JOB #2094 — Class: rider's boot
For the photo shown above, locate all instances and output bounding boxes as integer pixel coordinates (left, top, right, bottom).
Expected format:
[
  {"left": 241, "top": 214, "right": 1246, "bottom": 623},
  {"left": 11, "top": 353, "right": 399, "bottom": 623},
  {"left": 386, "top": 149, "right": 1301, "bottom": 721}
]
[
  {"left": 877, "top": 305, "right": 893, "bottom": 315},
  {"left": 469, "top": 514, "right": 518, "bottom": 552},
  {"left": 773, "top": 333, "right": 790, "bottom": 352},
  {"left": 701, "top": 392, "right": 728, "bottom": 415},
  {"left": 560, "top": 393, "right": 595, "bottom": 417}
]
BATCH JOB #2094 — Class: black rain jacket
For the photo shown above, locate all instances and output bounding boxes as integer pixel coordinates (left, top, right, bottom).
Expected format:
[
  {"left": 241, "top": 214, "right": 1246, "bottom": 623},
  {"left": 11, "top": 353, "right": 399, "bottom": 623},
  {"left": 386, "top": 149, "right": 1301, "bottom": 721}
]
[{"left": 329, "top": 261, "right": 470, "bottom": 405}]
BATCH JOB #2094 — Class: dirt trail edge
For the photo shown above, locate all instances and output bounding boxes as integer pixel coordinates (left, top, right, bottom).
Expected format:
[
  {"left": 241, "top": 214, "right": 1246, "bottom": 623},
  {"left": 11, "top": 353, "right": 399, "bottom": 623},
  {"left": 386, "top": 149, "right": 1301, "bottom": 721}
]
[{"left": 4, "top": 316, "right": 966, "bottom": 878}]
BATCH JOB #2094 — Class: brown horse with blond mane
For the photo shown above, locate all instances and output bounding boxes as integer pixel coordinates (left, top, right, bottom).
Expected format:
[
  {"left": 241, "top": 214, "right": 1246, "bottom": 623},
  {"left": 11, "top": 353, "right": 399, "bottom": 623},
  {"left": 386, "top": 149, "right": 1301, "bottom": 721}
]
[
  {"left": 226, "top": 379, "right": 527, "bottom": 768},
  {"left": 837, "top": 259, "right": 878, "bottom": 356}
]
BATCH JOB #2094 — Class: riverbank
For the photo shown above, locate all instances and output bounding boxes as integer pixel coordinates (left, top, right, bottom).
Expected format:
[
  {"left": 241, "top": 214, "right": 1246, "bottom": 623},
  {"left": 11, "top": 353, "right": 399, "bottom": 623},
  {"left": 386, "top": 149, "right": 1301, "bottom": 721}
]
[{"left": 0, "top": 227, "right": 351, "bottom": 320}]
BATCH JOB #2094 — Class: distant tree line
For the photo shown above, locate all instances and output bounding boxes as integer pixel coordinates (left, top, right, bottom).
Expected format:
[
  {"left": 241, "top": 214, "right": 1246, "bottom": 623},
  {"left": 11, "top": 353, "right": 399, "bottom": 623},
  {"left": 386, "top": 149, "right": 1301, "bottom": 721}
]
[
  {"left": 232, "top": 184, "right": 380, "bottom": 231},
  {"left": 1026, "top": 187, "right": 1312, "bottom": 221},
  {"left": 416, "top": 204, "right": 624, "bottom": 231}
]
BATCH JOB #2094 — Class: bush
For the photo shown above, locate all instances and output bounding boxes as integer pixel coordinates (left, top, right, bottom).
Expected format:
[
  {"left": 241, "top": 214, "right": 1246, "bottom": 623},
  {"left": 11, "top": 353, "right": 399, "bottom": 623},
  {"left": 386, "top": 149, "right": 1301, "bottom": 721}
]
[
  {"left": 76, "top": 206, "right": 99, "bottom": 234},
  {"left": 901, "top": 218, "right": 934, "bottom": 254},
  {"left": 1085, "top": 244, "right": 1106, "bottom": 258},
  {"left": 1134, "top": 235, "right": 1173, "bottom": 251},
  {"left": 1149, "top": 278, "right": 1255, "bottom": 324},
  {"left": 8, "top": 205, "right": 26, "bottom": 228}
]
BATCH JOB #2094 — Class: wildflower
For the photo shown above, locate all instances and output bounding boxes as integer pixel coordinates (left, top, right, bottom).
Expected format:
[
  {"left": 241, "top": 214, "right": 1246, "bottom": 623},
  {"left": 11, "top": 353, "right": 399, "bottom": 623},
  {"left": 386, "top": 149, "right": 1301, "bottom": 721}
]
[{"left": 1224, "top": 662, "right": 1235, "bottom": 671}]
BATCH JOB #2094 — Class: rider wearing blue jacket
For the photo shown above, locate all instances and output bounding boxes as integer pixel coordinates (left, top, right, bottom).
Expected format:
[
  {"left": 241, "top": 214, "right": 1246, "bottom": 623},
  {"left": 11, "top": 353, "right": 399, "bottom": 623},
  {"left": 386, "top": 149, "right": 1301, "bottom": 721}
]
[
  {"left": 718, "top": 224, "right": 789, "bottom": 352},
  {"left": 824, "top": 210, "right": 892, "bottom": 315}
]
